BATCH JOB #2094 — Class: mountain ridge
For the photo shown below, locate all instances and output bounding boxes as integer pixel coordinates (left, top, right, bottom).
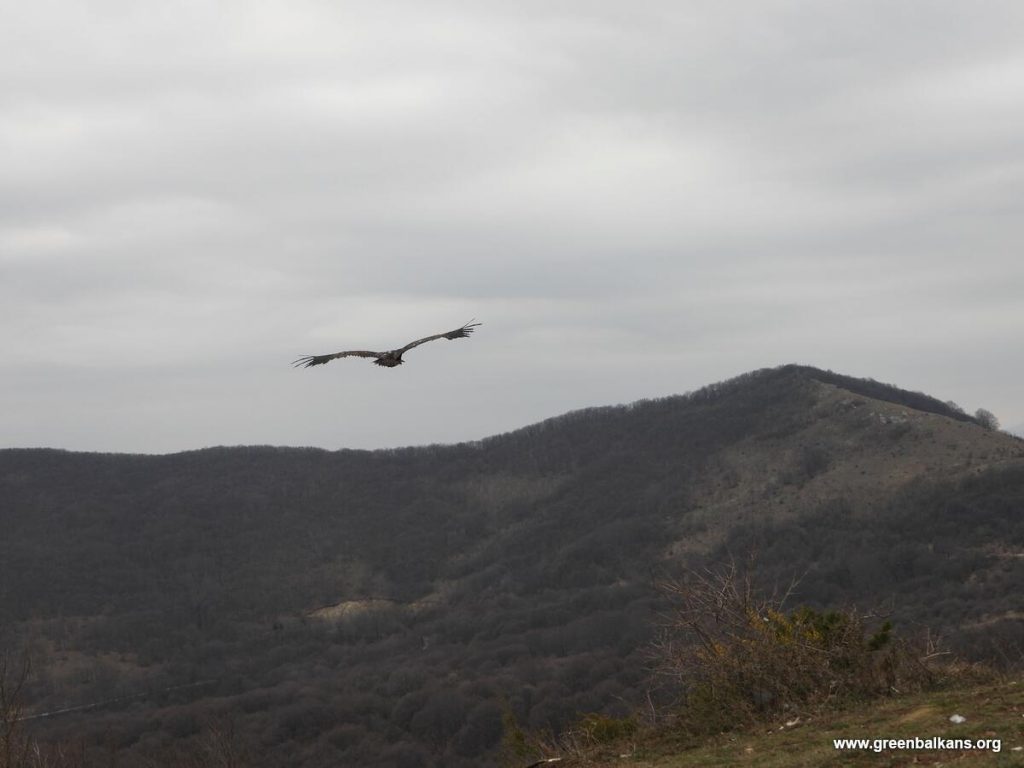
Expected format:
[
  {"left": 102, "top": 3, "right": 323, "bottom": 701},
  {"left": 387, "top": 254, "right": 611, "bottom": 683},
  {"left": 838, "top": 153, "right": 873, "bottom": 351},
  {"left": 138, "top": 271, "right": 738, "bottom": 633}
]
[
  {"left": 2, "top": 364, "right": 1022, "bottom": 767},
  {"left": 1, "top": 364, "right": 996, "bottom": 458}
]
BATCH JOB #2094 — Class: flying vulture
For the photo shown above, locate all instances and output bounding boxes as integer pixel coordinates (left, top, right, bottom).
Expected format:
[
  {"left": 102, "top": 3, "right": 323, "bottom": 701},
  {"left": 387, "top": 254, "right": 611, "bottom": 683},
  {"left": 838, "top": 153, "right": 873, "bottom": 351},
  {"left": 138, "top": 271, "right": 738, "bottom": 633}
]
[{"left": 292, "top": 320, "right": 482, "bottom": 369}]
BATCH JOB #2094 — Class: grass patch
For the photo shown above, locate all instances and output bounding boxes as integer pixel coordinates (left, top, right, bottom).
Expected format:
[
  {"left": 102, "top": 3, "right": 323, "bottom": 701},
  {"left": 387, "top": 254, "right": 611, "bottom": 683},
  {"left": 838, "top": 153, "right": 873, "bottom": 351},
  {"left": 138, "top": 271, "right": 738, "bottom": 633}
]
[{"left": 602, "top": 677, "right": 1024, "bottom": 767}]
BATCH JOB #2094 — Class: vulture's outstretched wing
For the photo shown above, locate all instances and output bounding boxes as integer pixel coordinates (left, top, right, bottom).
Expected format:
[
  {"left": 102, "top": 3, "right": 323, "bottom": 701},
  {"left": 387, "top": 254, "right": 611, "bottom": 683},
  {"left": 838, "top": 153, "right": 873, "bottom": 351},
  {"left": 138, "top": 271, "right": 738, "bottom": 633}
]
[
  {"left": 395, "top": 320, "right": 482, "bottom": 355},
  {"left": 292, "top": 350, "right": 379, "bottom": 368}
]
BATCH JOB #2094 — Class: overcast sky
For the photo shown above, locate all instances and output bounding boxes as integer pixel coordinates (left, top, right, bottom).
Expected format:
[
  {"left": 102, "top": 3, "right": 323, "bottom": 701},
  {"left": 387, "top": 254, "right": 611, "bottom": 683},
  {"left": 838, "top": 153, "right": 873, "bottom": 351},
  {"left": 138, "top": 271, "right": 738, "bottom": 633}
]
[{"left": 2, "top": 1, "right": 1023, "bottom": 453}]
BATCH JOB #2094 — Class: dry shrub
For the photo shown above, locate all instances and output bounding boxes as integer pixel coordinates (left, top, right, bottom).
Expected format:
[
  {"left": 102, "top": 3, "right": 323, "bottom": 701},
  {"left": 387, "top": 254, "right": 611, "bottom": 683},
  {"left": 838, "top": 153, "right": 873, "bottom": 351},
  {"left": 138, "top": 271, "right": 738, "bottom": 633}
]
[
  {"left": 652, "top": 562, "right": 937, "bottom": 734},
  {"left": 499, "top": 707, "right": 641, "bottom": 767}
]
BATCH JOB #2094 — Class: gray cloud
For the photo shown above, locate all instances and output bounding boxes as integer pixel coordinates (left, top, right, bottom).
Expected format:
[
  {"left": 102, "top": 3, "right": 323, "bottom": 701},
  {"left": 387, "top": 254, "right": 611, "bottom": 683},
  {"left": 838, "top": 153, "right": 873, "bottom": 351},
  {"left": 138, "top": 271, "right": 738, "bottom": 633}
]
[{"left": 2, "top": 1, "right": 1022, "bottom": 452}]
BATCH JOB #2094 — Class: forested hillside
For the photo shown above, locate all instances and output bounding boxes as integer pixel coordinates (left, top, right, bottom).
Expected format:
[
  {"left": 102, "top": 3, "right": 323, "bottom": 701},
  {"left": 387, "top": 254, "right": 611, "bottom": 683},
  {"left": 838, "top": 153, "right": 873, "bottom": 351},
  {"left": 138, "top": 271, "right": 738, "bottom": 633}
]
[{"left": 2, "top": 365, "right": 1022, "bottom": 766}]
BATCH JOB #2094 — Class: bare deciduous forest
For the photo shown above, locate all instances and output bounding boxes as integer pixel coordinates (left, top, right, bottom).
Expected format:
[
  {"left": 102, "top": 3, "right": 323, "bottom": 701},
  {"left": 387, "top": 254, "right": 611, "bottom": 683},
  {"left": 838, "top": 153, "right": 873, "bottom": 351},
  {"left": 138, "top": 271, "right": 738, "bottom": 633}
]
[{"left": 2, "top": 366, "right": 1023, "bottom": 766}]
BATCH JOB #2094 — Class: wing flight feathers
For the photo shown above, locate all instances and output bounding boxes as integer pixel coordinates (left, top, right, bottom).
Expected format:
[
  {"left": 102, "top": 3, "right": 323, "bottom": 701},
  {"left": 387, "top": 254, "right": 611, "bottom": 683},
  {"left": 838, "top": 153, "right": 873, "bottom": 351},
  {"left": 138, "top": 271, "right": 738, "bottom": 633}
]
[
  {"left": 397, "top": 320, "right": 482, "bottom": 354},
  {"left": 292, "top": 350, "right": 379, "bottom": 368}
]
